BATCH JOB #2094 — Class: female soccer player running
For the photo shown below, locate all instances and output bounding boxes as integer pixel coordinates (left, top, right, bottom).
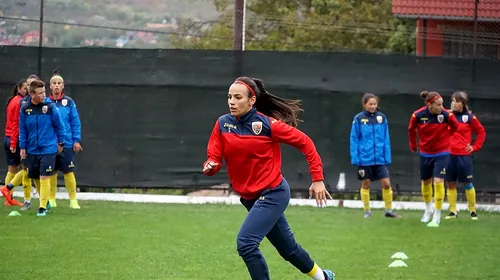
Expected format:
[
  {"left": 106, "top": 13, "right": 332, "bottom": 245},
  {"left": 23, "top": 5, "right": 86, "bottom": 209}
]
[
  {"left": 202, "top": 77, "right": 335, "bottom": 280},
  {"left": 408, "top": 91, "right": 459, "bottom": 227},
  {"left": 47, "top": 71, "right": 82, "bottom": 209},
  {"left": 350, "top": 93, "right": 400, "bottom": 219},
  {"left": 445, "top": 91, "right": 485, "bottom": 220}
]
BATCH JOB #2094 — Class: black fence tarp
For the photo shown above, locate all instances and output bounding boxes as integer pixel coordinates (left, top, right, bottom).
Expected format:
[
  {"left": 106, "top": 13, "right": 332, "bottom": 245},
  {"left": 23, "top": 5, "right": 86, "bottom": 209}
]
[{"left": 0, "top": 46, "right": 499, "bottom": 193}]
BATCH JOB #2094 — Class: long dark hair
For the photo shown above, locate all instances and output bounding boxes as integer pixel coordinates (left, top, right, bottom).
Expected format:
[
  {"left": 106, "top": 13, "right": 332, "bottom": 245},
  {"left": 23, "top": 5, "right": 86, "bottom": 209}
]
[
  {"left": 234, "top": 77, "right": 303, "bottom": 127},
  {"left": 452, "top": 91, "right": 470, "bottom": 112},
  {"left": 6, "top": 79, "right": 27, "bottom": 107}
]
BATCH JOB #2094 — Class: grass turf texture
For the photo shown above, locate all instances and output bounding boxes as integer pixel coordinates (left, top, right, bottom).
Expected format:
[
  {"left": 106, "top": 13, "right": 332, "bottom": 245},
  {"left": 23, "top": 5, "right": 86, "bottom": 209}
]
[{"left": 1, "top": 200, "right": 499, "bottom": 280}]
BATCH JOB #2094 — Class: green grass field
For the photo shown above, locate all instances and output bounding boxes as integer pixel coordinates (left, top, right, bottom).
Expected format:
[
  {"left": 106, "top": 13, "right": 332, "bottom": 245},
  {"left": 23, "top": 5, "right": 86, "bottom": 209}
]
[{"left": 1, "top": 200, "right": 499, "bottom": 280}]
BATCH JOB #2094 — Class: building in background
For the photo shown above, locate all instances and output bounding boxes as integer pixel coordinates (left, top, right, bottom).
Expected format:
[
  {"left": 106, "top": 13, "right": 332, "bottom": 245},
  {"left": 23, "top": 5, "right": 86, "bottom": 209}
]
[{"left": 392, "top": 0, "right": 500, "bottom": 59}]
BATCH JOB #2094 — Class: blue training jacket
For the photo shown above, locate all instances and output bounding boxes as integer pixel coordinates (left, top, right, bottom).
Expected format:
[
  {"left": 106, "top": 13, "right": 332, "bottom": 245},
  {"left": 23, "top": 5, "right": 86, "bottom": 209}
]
[
  {"left": 349, "top": 110, "right": 392, "bottom": 166},
  {"left": 50, "top": 94, "right": 82, "bottom": 146},
  {"left": 19, "top": 97, "right": 66, "bottom": 155}
]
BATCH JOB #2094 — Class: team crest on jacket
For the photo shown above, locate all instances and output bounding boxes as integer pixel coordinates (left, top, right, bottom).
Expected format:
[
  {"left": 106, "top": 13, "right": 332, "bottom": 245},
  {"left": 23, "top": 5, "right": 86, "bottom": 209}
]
[
  {"left": 251, "top": 121, "right": 263, "bottom": 135},
  {"left": 42, "top": 105, "right": 48, "bottom": 114},
  {"left": 376, "top": 116, "right": 383, "bottom": 124},
  {"left": 61, "top": 99, "right": 68, "bottom": 106},
  {"left": 462, "top": 115, "right": 468, "bottom": 123},
  {"left": 437, "top": 114, "right": 444, "bottom": 123}
]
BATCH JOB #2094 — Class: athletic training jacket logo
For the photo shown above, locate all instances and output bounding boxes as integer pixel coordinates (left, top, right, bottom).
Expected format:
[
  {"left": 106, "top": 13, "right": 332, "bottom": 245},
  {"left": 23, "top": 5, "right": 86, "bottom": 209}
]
[
  {"left": 204, "top": 107, "right": 324, "bottom": 200},
  {"left": 408, "top": 106, "right": 459, "bottom": 157},
  {"left": 450, "top": 110, "right": 486, "bottom": 156},
  {"left": 49, "top": 93, "right": 82, "bottom": 146},
  {"left": 19, "top": 97, "right": 66, "bottom": 155},
  {"left": 349, "top": 110, "right": 391, "bottom": 166}
]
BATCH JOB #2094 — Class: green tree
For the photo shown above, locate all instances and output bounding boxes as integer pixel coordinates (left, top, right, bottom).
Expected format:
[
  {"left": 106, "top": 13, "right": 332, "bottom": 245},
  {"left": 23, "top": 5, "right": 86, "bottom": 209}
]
[{"left": 171, "top": 0, "right": 416, "bottom": 54}]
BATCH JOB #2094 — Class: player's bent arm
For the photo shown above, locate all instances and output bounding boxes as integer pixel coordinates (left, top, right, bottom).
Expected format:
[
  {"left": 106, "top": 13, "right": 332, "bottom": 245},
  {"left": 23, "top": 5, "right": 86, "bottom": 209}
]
[
  {"left": 203, "top": 120, "right": 223, "bottom": 176},
  {"left": 408, "top": 113, "right": 418, "bottom": 152},
  {"left": 270, "top": 118, "right": 323, "bottom": 182},
  {"left": 471, "top": 115, "right": 486, "bottom": 151}
]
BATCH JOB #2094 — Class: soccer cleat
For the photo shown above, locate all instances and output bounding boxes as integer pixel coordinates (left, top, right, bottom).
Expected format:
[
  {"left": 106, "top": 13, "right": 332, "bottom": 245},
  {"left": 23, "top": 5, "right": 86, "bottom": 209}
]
[
  {"left": 37, "top": 207, "right": 47, "bottom": 217},
  {"left": 46, "top": 201, "right": 51, "bottom": 212},
  {"left": 420, "top": 209, "right": 434, "bottom": 223},
  {"left": 324, "top": 269, "right": 335, "bottom": 280},
  {"left": 4, "top": 200, "right": 11, "bottom": 206},
  {"left": 20, "top": 201, "right": 31, "bottom": 211},
  {"left": 426, "top": 220, "right": 440, "bottom": 227},
  {"left": 470, "top": 212, "right": 478, "bottom": 220},
  {"left": 49, "top": 199, "right": 57, "bottom": 208},
  {"left": 445, "top": 212, "right": 458, "bottom": 219},
  {"left": 364, "top": 211, "right": 372, "bottom": 219},
  {"left": 385, "top": 211, "right": 401, "bottom": 218},
  {"left": 70, "top": 199, "right": 81, "bottom": 209}
]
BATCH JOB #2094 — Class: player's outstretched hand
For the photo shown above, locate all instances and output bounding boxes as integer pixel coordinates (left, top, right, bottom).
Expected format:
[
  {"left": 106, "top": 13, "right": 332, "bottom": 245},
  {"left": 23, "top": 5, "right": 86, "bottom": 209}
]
[{"left": 309, "top": 181, "right": 332, "bottom": 207}]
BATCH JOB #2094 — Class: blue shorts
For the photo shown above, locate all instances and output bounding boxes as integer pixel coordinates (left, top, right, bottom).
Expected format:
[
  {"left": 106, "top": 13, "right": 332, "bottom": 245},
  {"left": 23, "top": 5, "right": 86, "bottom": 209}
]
[
  {"left": 26, "top": 153, "right": 57, "bottom": 178},
  {"left": 445, "top": 155, "right": 473, "bottom": 183},
  {"left": 420, "top": 155, "right": 449, "bottom": 180},
  {"left": 55, "top": 148, "right": 75, "bottom": 173},
  {"left": 357, "top": 165, "right": 389, "bottom": 181},
  {"left": 4, "top": 137, "right": 21, "bottom": 166}
]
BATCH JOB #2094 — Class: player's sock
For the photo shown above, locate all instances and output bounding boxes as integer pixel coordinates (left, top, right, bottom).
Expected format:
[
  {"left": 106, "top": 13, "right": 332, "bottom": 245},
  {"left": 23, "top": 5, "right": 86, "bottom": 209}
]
[
  {"left": 360, "top": 188, "right": 370, "bottom": 211},
  {"left": 22, "top": 170, "right": 31, "bottom": 194},
  {"left": 464, "top": 183, "right": 476, "bottom": 213},
  {"left": 10, "top": 170, "right": 24, "bottom": 187},
  {"left": 434, "top": 182, "right": 445, "bottom": 210},
  {"left": 39, "top": 178, "right": 50, "bottom": 209},
  {"left": 5, "top": 171, "right": 15, "bottom": 185},
  {"left": 307, "top": 263, "right": 326, "bottom": 280},
  {"left": 64, "top": 172, "right": 77, "bottom": 200},
  {"left": 22, "top": 170, "right": 31, "bottom": 202},
  {"left": 382, "top": 187, "right": 393, "bottom": 211},
  {"left": 447, "top": 188, "right": 457, "bottom": 213},
  {"left": 6, "top": 171, "right": 17, "bottom": 195},
  {"left": 421, "top": 182, "right": 432, "bottom": 208},
  {"left": 49, "top": 173, "right": 57, "bottom": 200},
  {"left": 34, "top": 179, "right": 41, "bottom": 195},
  {"left": 7, "top": 170, "right": 24, "bottom": 196}
]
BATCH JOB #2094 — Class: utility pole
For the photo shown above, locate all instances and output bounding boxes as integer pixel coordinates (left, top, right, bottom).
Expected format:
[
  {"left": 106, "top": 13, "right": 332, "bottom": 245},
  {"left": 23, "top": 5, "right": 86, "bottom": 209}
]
[{"left": 233, "top": 0, "right": 246, "bottom": 51}]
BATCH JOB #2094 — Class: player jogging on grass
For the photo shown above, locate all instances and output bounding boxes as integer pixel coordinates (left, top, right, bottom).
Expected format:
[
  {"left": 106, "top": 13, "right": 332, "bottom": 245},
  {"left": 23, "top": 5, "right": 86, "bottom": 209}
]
[
  {"left": 445, "top": 91, "right": 485, "bottom": 220},
  {"left": 349, "top": 93, "right": 400, "bottom": 219},
  {"left": 202, "top": 77, "right": 335, "bottom": 280},
  {"left": 1, "top": 80, "right": 66, "bottom": 216},
  {"left": 48, "top": 71, "right": 82, "bottom": 209},
  {"left": 408, "top": 91, "right": 459, "bottom": 227}
]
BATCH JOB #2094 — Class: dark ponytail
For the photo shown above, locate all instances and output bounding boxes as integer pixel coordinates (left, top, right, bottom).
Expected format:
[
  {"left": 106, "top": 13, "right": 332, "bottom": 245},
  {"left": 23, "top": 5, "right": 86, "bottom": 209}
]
[
  {"left": 6, "top": 79, "right": 27, "bottom": 107},
  {"left": 234, "top": 77, "right": 303, "bottom": 127}
]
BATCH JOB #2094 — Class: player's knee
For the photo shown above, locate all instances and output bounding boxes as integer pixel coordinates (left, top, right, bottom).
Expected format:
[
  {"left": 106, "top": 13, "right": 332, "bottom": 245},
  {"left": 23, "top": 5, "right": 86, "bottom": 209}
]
[
  {"left": 380, "top": 179, "right": 391, "bottom": 189},
  {"left": 236, "top": 234, "right": 259, "bottom": 258},
  {"left": 361, "top": 180, "right": 371, "bottom": 189},
  {"left": 464, "top": 182, "right": 474, "bottom": 190}
]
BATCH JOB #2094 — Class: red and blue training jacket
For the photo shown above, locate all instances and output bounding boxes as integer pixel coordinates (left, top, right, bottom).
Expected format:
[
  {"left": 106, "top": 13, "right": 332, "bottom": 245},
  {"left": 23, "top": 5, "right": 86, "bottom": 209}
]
[
  {"left": 408, "top": 106, "right": 459, "bottom": 156},
  {"left": 4, "top": 94, "right": 23, "bottom": 149},
  {"left": 203, "top": 107, "right": 324, "bottom": 200},
  {"left": 449, "top": 110, "right": 486, "bottom": 155}
]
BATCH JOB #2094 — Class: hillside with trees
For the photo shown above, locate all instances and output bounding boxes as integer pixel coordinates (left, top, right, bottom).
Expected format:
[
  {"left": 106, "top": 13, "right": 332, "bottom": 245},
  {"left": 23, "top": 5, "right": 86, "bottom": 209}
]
[{"left": 0, "top": 0, "right": 416, "bottom": 54}]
